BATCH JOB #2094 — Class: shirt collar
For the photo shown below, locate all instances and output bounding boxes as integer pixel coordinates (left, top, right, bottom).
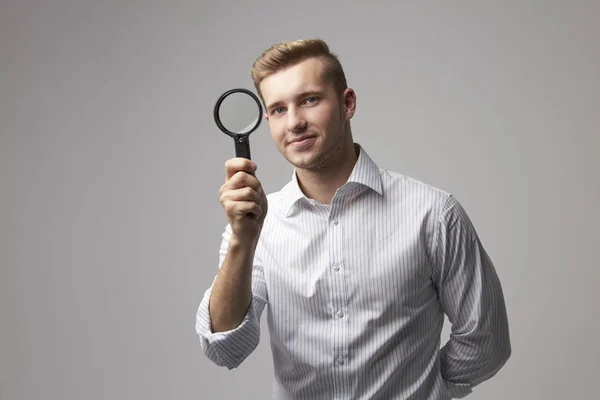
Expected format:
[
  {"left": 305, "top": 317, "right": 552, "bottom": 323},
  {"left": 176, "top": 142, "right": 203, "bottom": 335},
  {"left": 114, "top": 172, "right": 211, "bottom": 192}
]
[{"left": 281, "top": 143, "right": 383, "bottom": 217}]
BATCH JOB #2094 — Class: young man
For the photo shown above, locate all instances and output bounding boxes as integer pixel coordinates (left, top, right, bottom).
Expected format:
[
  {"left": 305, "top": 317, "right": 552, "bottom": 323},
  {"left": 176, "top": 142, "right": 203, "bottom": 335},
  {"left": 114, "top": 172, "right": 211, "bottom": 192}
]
[{"left": 196, "top": 39, "right": 511, "bottom": 399}]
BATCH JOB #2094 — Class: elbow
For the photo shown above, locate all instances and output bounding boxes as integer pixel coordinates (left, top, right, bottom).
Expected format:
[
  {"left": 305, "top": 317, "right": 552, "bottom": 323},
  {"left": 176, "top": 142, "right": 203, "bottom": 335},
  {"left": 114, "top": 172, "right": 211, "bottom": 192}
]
[
  {"left": 198, "top": 334, "right": 247, "bottom": 370},
  {"left": 495, "top": 319, "right": 512, "bottom": 369},
  {"left": 485, "top": 303, "right": 512, "bottom": 376},
  {"left": 195, "top": 313, "right": 261, "bottom": 371},
  {"left": 482, "top": 333, "right": 512, "bottom": 380},
  {"left": 498, "top": 338, "right": 512, "bottom": 369}
]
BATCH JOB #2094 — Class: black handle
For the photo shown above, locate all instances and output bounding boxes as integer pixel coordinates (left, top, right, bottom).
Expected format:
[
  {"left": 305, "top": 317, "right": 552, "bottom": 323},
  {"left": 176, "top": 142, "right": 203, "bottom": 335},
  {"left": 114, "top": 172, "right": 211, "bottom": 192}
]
[{"left": 235, "top": 135, "right": 251, "bottom": 160}]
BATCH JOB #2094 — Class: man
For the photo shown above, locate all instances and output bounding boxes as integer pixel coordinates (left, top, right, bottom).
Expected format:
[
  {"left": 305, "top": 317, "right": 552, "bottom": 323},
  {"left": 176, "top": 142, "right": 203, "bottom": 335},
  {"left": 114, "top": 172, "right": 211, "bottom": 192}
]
[{"left": 196, "top": 38, "right": 511, "bottom": 399}]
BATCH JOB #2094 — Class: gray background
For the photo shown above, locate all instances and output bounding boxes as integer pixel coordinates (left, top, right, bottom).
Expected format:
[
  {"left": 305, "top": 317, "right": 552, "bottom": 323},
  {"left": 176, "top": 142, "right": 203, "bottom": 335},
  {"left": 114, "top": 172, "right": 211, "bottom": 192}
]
[{"left": 1, "top": 1, "right": 598, "bottom": 399}]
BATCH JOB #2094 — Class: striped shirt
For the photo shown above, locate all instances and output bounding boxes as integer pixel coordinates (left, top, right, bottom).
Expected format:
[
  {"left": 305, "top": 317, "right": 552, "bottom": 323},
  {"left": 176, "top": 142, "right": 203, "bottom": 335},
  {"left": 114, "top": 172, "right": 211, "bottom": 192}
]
[{"left": 196, "top": 143, "right": 511, "bottom": 399}]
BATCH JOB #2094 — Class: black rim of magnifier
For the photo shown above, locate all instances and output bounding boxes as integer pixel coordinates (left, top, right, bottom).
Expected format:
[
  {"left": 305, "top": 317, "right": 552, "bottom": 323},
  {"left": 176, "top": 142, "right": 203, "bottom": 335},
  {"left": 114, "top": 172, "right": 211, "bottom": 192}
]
[{"left": 213, "top": 88, "right": 263, "bottom": 138}]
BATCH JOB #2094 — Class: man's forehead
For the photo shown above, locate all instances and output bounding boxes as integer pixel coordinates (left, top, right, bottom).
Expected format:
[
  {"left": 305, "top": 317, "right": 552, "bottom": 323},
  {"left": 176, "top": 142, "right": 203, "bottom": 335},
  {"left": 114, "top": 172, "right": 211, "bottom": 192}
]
[{"left": 261, "top": 59, "right": 328, "bottom": 103}]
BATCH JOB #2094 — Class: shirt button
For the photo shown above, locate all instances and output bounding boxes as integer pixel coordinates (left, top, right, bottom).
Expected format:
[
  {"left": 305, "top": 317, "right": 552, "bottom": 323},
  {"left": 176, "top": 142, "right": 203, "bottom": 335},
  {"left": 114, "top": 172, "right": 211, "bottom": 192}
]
[
  {"left": 336, "top": 310, "right": 344, "bottom": 318},
  {"left": 333, "top": 219, "right": 339, "bottom": 225},
  {"left": 336, "top": 356, "right": 345, "bottom": 365},
  {"left": 332, "top": 263, "right": 340, "bottom": 271}
]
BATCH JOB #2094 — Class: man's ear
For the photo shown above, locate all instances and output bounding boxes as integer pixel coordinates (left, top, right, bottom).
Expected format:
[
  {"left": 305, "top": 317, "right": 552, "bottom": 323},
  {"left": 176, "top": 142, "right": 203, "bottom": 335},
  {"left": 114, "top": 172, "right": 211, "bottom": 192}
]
[
  {"left": 264, "top": 112, "right": 269, "bottom": 121},
  {"left": 343, "top": 88, "right": 357, "bottom": 120}
]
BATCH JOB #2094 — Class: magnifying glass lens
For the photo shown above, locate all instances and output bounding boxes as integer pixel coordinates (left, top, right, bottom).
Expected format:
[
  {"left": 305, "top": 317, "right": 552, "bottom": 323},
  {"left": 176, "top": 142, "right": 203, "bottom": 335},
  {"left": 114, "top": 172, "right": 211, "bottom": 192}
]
[{"left": 217, "top": 92, "right": 260, "bottom": 134}]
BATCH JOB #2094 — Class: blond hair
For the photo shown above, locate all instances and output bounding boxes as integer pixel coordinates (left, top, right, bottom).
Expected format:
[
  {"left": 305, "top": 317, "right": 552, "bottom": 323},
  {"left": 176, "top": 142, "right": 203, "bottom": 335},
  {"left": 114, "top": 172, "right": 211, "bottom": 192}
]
[{"left": 251, "top": 38, "right": 348, "bottom": 100}]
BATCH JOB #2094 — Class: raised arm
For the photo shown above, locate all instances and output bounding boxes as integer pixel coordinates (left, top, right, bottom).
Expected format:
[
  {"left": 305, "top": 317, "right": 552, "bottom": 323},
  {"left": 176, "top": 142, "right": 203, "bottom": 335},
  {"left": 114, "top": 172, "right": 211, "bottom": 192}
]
[{"left": 195, "top": 158, "right": 269, "bottom": 369}]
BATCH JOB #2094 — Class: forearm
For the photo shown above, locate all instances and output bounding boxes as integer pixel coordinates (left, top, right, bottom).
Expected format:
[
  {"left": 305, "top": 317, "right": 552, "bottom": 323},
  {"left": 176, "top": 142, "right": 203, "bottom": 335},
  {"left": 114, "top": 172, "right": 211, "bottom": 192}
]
[
  {"left": 209, "top": 235, "right": 256, "bottom": 332},
  {"left": 196, "top": 229, "right": 267, "bottom": 370},
  {"left": 440, "top": 309, "right": 511, "bottom": 385}
]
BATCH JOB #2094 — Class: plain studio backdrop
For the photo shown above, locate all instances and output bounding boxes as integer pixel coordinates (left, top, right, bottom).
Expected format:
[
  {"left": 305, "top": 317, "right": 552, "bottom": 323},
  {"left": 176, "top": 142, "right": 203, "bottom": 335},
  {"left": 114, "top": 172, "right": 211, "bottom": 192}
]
[{"left": 1, "top": 1, "right": 598, "bottom": 399}]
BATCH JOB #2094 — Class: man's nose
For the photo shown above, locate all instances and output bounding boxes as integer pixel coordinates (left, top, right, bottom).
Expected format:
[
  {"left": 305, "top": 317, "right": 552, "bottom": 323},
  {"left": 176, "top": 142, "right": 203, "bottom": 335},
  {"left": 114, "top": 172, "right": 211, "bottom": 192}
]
[{"left": 286, "top": 107, "right": 307, "bottom": 132}]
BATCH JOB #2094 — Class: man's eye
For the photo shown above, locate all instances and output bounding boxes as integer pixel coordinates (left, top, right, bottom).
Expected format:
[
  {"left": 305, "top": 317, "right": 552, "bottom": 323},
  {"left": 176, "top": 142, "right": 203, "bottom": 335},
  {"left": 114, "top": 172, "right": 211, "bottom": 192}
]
[
  {"left": 305, "top": 96, "right": 317, "bottom": 104},
  {"left": 274, "top": 107, "right": 285, "bottom": 114}
]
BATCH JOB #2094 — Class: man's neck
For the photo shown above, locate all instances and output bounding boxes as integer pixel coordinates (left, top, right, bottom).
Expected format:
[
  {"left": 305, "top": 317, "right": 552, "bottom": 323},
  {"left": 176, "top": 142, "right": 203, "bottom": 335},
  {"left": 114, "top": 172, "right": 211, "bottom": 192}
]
[{"left": 296, "top": 143, "right": 359, "bottom": 205}]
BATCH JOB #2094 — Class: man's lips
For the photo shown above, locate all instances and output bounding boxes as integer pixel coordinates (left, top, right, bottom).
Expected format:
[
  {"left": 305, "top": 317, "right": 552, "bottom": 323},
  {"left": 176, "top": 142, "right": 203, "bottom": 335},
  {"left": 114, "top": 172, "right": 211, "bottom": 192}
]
[{"left": 288, "top": 135, "right": 316, "bottom": 145}]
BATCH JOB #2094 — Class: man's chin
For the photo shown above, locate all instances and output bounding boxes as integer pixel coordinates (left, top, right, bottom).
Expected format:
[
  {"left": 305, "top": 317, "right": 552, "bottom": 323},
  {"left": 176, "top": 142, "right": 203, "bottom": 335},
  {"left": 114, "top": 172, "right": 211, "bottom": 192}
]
[
  {"left": 284, "top": 154, "right": 313, "bottom": 169},
  {"left": 289, "top": 159, "right": 313, "bottom": 170},
  {"left": 288, "top": 155, "right": 328, "bottom": 171},
  {"left": 280, "top": 146, "right": 328, "bottom": 170}
]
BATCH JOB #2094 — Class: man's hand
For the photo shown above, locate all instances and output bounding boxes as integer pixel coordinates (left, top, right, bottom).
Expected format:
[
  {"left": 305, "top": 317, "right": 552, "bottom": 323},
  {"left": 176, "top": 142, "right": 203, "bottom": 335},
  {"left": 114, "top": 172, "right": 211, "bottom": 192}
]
[{"left": 219, "top": 158, "right": 268, "bottom": 245}]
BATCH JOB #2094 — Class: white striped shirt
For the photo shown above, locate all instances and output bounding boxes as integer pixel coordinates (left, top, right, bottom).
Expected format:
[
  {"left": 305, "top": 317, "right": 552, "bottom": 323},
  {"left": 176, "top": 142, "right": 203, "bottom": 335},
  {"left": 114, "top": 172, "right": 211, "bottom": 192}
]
[{"left": 196, "top": 143, "right": 511, "bottom": 399}]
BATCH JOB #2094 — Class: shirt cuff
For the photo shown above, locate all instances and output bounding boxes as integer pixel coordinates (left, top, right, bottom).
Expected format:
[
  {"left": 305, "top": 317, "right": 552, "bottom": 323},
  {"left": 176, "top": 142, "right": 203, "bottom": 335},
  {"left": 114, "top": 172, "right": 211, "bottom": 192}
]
[{"left": 196, "top": 288, "right": 265, "bottom": 369}]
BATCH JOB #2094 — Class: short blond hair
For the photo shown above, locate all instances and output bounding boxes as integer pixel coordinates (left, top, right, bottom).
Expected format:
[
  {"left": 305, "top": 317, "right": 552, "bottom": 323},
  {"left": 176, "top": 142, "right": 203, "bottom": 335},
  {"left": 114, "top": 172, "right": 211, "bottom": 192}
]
[{"left": 251, "top": 38, "right": 348, "bottom": 100}]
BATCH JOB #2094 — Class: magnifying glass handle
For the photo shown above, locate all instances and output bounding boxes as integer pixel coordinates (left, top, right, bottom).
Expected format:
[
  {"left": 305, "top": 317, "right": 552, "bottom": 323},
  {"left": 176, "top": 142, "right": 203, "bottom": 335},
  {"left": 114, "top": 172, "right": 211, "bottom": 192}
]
[{"left": 235, "top": 135, "right": 251, "bottom": 160}]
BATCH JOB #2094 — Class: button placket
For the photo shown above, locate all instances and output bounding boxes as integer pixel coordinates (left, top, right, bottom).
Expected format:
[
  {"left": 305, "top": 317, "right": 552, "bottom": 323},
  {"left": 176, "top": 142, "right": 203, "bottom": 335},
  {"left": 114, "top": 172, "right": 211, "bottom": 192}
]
[{"left": 328, "top": 199, "right": 348, "bottom": 394}]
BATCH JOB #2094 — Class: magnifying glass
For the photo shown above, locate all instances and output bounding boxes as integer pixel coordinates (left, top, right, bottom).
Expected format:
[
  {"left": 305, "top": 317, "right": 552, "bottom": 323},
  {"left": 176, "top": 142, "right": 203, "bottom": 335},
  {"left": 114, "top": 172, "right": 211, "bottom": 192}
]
[{"left": 213, "top": 88, "right": 263, "bottom": 160}]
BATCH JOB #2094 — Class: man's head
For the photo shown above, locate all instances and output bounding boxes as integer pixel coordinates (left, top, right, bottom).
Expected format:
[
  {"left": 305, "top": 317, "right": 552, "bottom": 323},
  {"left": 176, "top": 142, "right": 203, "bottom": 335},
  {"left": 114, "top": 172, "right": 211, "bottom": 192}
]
[{"left": 250, "top": 39, "right": 357, "bottom": 173}]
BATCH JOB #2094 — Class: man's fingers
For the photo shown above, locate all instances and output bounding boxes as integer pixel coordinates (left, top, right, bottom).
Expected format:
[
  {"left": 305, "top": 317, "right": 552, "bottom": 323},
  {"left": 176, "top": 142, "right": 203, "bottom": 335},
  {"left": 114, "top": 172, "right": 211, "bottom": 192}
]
[
  {"left": 226, "top": 171, "right": 261, "bottom": 191},
  {"left": 225, "top": 158, "right": 257, "bottom": 181},
  {"left": 220, "top": 186, "right": 261, "bottom": 204},
  {"left": 220, "top": 158, "right": 265, "bottom": 222},
  {"left": 223, "top": 200, "right": 263, "bottom": 218}
]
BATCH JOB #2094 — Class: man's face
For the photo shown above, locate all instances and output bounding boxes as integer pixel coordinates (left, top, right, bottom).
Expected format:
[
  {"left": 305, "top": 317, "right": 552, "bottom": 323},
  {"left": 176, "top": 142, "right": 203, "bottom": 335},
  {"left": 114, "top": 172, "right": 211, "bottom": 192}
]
[{"left": 260, "top": 57, "right": 355, "bottom": 171}]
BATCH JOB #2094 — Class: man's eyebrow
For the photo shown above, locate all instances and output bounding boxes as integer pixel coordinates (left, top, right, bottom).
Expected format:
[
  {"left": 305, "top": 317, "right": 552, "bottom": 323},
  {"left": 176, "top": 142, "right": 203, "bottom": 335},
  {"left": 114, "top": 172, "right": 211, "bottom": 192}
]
[
  {"left": 265, "top": 100, "right": 285, "bottom": 112},
  {"left": 266, "top": 90, "right": 325, "bottom": 111}
]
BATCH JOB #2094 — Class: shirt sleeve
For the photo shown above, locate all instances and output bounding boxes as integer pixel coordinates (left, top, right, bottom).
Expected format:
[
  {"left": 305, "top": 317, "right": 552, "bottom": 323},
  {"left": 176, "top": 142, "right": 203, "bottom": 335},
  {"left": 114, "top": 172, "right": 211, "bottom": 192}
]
[
  {"left": 195, "top": 224, "right": 269, "bottom": 370},
  {"left": 432, "top": 195, "right": 511, "bottom": 398}
]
